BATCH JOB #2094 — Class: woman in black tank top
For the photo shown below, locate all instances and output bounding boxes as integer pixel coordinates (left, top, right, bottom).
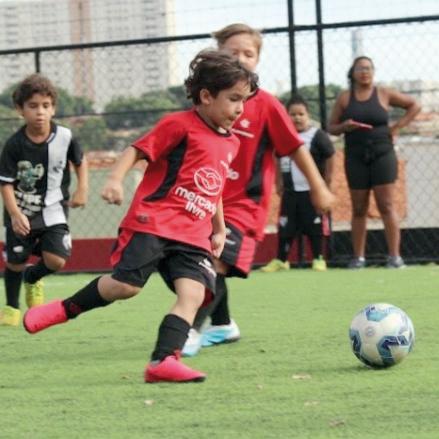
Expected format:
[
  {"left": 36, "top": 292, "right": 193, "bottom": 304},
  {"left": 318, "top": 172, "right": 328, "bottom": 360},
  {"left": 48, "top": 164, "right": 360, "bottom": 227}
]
[{"left": 328, "top": 56, "right": 421, "bottom": 269}]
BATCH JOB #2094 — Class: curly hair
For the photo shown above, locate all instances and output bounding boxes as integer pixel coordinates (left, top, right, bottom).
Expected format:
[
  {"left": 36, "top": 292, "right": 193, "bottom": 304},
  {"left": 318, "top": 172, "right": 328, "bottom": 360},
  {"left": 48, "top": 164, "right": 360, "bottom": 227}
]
[
  {"left": 12, "top": 73, "right": 57, "bottom": 107},
  {"left": 184, "top": 49, "right": 258, "bottom": 105}
]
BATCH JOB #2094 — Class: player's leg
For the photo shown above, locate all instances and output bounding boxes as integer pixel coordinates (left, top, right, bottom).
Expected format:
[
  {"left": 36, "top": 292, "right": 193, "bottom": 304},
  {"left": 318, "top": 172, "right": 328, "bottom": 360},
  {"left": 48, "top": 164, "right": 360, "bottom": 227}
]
[
  {"left": 0, "top": 228, "right": 32, "bottom": 326},
  {"left": 345, "top": 155, "right": 370, "bottom": 268},
  {"left": 299, "top": 191, "right": 327, "bottom": 271},
  {"left": 371, "top": 150, "right": 404, "bottom": 268},
  {"left": 146, "top": 245, "right": 216, "bottom": 383},
  {"left": 0, "top": 263, "right": 26, "bottom": 326},
  {"left": 199, "top": 228, "right": 256, "bottom": 347},
  {"left": 182, "top": 225, "right": 255, "bottom": 357},
  {"left": 23, "top": 274, "right": 140, "bottom": 334},
  {"left": 261, "top": 191, "right": 296, "bottom": 272},
  {"left": 24, "top": 224, "right": 71, "bottom": 308},
  {"left": 23, "top": 230, "right": 157, "bottom": 334}
]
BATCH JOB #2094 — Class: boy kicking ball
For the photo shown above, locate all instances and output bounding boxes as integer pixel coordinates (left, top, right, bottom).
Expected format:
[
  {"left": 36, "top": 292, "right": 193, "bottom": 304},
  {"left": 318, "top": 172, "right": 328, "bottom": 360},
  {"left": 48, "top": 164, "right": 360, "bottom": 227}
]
[{"left": 23, "top": 49, "right": 258, "bottom": 383}]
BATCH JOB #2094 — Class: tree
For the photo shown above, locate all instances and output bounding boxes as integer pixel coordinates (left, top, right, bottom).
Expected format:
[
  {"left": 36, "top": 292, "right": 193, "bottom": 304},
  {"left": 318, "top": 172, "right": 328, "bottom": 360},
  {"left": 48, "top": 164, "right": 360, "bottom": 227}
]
[
  {"left": 72, "top": 117, "right": 109, "bottom": 151},
  {"left": 0, "top": 105, "right": 21, "bottom": 148},
  {"left": 0, "top": 82, "right": 93, "bottom": 115},
  {"left": 103, "top": 90, "right": 180, "bottom": 131},
  {"left": 55, "top": 88, "right": 94, "bottom": 117}
]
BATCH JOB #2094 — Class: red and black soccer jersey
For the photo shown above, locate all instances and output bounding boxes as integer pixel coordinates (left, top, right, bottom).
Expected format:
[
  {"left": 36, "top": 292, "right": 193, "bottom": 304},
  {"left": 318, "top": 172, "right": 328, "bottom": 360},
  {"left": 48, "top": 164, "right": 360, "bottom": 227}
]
[
  {"left": 0, "top": 123, "right": 84, "bottom": 228},
  {"left": 119, "top": 109, "right": 239, "bottom": 253},
  {"left": 223, "top": 88, "right": 303, "bottom": 241}
]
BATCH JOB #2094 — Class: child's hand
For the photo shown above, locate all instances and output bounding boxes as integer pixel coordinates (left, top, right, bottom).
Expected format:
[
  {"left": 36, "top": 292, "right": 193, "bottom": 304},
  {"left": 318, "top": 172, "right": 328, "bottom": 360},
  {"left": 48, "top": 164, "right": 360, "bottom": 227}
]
[
  {"left": 69, "top": 189, "right": 88, "bottom": 208},
  {"left": 311, "top": 185, "right": 335, "bottom": 214},
  {"left": 211, "top": 231, "right": 226, "bottom": 258},
  {"left": 11, "top": 211, "right": 30, "bottom": 236},
  {"left": 101, "top": 178, "right": 124, "bottom": 205},
  {"left": 343, "top": 119, "right": 373, "bottom": 132}
]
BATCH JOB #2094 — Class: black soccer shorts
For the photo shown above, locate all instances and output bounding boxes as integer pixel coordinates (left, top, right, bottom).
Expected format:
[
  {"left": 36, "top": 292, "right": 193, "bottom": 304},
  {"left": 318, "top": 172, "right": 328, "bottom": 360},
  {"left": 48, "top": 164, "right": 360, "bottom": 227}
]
[
  {"left": 3, "top": 223, "right": 71, "bottom": 264},
  {"left": 110, "top": 230, "right": 216, "bottom": 294}
]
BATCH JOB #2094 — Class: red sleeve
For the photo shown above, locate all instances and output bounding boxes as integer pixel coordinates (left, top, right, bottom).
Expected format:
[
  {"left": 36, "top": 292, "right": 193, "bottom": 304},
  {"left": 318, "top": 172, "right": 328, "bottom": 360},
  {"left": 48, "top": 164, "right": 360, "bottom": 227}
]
[
  {"left": 132, "top": 113, "right": 186, "bottom": 162},
  {"left": 264, "top": 92, "right": 303, "bottom": 156}
]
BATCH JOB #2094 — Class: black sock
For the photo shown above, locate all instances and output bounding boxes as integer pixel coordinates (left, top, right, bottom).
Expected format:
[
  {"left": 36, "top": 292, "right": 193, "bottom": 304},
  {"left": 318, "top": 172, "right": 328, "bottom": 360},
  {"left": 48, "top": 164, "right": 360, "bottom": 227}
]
[
  {"left": 23, "top": 260, "right": 55, "bottom": 284},
  {"left": 151, "top": 314, "right": 190, "bottom": 362},
  {"left": 309, "top": 234, "right": 323, "bottom": 259},
  {"left": 192, "top": 274, "right": 227, "bottom": 330},
  {"left": 62, "top": 277, "right": 111, "bottom": 319},
  {"left": 210, "top": 275, "right": 230, "bottom": 326},
  {"left": 4, "top": 268, "right": 22, "bottom": 309},
  {"left": 278, "top": 236, "right": 292, "bottom": 262}
]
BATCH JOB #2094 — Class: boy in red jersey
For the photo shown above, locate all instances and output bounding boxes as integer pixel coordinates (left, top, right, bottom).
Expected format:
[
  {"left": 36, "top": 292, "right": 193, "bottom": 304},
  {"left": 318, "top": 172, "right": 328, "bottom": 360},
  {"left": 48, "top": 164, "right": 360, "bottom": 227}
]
[
  {"left": 183, "top": 24, "right": 334, "bottom": 357},
  {"left": 23, "top": 49, "right": 258, "bottom": 383}
]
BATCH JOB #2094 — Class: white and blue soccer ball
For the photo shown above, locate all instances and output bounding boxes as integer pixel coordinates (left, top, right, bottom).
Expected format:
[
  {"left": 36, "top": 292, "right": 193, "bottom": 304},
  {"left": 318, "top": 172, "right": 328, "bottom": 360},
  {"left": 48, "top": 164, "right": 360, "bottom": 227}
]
[{"left": 349, "top": 303, "right": 415, "bottom": 368}]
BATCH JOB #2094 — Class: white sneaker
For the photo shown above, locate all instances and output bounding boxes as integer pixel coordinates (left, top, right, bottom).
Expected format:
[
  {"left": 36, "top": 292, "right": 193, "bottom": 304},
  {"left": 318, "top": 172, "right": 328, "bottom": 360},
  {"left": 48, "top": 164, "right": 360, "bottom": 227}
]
[
  {"left": 201, "top": 319, "right": 241, "bottom": 347},
  {"left": 182, "top": 328, "right": 203, "bottom": 357}
]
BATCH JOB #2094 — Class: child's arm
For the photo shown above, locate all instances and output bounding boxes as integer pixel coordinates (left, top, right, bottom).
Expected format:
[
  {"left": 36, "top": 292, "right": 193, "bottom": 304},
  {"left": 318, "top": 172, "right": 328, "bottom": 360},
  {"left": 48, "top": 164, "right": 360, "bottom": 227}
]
[
  {"left": 0, "top": 184, "right": 30, "bottom": 236},
  {"left": 101, "top": 146, "right": 145, "bottom": 205},
  {"left": 211, "top": 198, "right": 226, "bottom": 258},
  {"left": 289, "top": 147, "right": 335, "bottom": 213},
  {"left": 69, "top": 156, "right": 89, "bottom": 208},
  {"left": 324, "top": 155, "right": 335, "bottom": 190}
]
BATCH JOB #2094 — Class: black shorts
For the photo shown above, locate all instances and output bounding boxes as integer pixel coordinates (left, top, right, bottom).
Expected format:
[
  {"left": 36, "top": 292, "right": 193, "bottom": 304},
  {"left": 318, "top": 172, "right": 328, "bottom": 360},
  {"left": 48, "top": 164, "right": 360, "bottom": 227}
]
[
  {"left": 3, "top": 223, "right": 71, "bottom": 264},
  {"left": 219, "top": 222, "right": 257, "bottom": 278},
  {"left": 278, "top": 191, "right": 324, "bottom": 238},
  {"left": 110, "top": 230, "right": 216, "bottom": 295},
  {"left": 345, "top": 149, "right": 398, "bottom": 190}
]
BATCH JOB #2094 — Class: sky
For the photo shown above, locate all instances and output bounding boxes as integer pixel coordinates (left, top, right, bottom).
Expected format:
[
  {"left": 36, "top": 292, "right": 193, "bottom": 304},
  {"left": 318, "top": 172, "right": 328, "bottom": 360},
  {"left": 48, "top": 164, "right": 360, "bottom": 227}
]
[
  {"left": 1, "top": 0, "right": 438, "bottom": 94},
  {"left": 171, "top": 0, "right": 439, "bottom": 93}
]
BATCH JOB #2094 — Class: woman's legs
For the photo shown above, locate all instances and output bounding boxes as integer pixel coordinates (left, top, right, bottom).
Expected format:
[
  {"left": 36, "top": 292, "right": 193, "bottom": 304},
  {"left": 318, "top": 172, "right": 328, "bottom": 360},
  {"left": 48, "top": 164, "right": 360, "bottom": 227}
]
[
  {"left": 373, "top": 183, "right": 400, "bottom": 257},
  {"left": 349, "top": 189, "right": 370, "bottom": 258}
]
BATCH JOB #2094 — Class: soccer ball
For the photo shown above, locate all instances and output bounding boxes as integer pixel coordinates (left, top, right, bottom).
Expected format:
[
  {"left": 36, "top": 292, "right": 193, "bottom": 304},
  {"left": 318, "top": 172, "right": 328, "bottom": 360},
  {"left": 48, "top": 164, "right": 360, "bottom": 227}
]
[{"left": 349, "top": 303, "right": 415, "bottom": 368}]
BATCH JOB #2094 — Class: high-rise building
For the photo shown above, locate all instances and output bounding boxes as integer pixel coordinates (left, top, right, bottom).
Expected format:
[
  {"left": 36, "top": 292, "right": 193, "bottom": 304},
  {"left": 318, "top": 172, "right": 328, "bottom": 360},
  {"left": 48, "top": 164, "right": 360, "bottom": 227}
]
[{"left": 0, "top": 0, "right": 175, "bottom": 110}]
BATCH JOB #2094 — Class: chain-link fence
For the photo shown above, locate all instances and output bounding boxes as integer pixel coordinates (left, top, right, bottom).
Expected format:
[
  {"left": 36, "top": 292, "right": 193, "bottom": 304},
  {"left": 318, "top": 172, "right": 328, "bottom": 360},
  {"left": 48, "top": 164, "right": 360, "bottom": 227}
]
[{"left": 0, "top": 0, "right": 438, "bottom": 269}]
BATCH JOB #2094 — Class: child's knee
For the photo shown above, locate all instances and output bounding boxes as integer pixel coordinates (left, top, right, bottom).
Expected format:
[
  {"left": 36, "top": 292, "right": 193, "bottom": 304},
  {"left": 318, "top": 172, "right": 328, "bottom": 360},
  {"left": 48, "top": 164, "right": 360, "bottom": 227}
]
[
  {"left": 119, "top": 283, "right": 141, "bottom": 299},
  {"left": 42, "top": 253, "right": 66, "bottom": 272}
]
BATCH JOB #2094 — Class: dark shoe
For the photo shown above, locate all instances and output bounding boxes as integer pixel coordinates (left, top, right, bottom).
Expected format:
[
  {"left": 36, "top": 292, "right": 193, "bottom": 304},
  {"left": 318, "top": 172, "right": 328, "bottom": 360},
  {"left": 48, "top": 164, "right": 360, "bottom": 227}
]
[
  {"left": 347, "top": 257, "right": 366, "bottom": 269},
  {"left": 386, "top": 256, "right": 406, "bottom": 269}
]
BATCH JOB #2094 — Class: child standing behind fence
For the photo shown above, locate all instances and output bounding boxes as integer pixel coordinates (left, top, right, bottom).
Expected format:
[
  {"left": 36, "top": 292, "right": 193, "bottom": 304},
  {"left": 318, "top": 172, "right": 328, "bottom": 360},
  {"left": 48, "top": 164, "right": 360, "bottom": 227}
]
[
  {"left": 0, "top": 73, "right": 88, "bottom": 327},
  {"left": 261, "top": 95, "right": 335, "bottom": 272}
]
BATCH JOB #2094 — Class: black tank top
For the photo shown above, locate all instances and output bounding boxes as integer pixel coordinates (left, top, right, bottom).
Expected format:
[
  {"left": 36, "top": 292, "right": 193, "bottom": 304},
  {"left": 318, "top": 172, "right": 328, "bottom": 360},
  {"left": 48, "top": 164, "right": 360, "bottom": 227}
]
[{"left": 342, "top": 87, "right": 392, "bottom": 159}]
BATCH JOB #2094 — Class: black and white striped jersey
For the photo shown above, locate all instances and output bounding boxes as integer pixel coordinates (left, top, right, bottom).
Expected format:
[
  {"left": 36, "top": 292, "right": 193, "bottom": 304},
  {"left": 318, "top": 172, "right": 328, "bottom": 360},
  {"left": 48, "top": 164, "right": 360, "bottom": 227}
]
[{"left": 0, "top": 123, "right": 83, "bottom": 228}]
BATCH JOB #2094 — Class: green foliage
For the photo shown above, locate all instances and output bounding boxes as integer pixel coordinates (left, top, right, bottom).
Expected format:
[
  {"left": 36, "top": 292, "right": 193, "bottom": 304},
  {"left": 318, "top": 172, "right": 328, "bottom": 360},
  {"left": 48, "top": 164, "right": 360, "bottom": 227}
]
[
  {"left": 0, "top": 82, "right": 93, "bottom": 116},
  {"left": 103, "top": 90, "right": 181, "bottom": 131},
  {"left": 168, "top": 84, "right": 192, "bottom": 109},
  {"left": 55, "top": 88, "right": 94, "bottom": 117},
  {"left": 71, "top": 117, "right": 109, "bottom": 151},
  {"left": 0, "top": 105, "right": 21, "bottom": 144},
  {"left": 0, "top": 84, "right": 15, "bottom": 108},
  {"left": 1, "top": 267, "right": 439, "bottom": 438}
]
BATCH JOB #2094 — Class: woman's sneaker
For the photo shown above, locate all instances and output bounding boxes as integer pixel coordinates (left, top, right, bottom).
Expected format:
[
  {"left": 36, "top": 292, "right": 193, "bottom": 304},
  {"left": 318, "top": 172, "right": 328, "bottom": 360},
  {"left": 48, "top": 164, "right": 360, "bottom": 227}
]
[
  {"left": 347, "top": 257, "right": 366, "bottom": 269},
  {"left": 201, "top": 319, "right": 241, "bottom": 347},
  {"left": 386, "top": 256, "right": 406, "bottom": 269}
]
